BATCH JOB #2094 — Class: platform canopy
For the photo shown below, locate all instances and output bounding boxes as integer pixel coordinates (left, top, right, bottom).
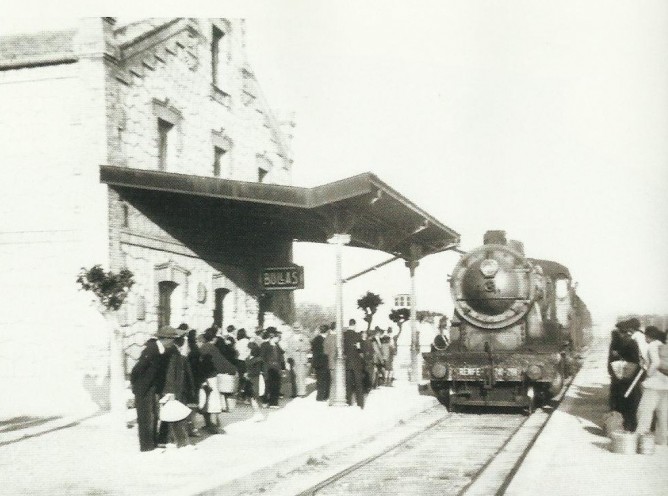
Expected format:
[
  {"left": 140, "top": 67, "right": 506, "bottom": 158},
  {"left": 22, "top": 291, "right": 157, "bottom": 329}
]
[{"left": 100, "top": 165, "right": 460, "bottom": 260}]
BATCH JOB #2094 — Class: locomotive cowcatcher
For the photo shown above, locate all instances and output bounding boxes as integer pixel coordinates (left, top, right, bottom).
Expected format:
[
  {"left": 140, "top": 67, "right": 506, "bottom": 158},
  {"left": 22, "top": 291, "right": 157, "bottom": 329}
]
[{"left": 422, "top": 230, "right": 591, "bottom": 413}]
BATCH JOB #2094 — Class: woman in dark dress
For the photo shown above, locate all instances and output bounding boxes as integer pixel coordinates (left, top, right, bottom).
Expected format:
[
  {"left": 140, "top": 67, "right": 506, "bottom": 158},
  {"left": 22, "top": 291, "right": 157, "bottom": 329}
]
[
  {"left": 246, "top": 342, "right": 266, "bottom": 421},
  {"left": 199, "top": 327, "right": 237, "bottom": 433},
  {"left": 608, "top": 321, "right": 642, "bottom": 431},
  {"left": 159, "top": 335, "right": 197, "bottom": 448}
]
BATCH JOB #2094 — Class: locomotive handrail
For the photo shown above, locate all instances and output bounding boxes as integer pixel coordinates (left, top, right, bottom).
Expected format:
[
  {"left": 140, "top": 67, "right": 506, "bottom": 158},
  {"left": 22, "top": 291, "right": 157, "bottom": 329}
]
[{"left": 456, "top": 297, "right": 529, "bottom": 301}]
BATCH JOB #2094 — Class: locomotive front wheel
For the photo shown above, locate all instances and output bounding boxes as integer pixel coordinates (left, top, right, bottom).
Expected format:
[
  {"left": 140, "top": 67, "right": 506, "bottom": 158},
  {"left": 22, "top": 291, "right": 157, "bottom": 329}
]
[
  {"left": 525, "top": 400, "right": 533, "bottom": 416},
  {"left": 523, "top": 386, "right": 536, "bottom": 416},
  {"left": 432, "top": 382, "right": 452, "bottom": 410}
]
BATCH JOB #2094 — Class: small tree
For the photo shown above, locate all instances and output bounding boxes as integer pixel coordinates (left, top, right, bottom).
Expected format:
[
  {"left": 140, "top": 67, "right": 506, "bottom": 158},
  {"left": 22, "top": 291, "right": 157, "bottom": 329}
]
[
  {"left": 296, "top": 301, "right": 335, "bottom": 337},
  {"left": 76, "top": 265, "right": 134, "bottom": 421},
  {"left": 416, "top": 310, "right": 444, "bottom": 324},
  {"left": 389, "top": 307, "right": 410, "bottom": 344},
  {"left": 357, "top": 291, "right": 384, "bottom": 332},
  {"left": 76, "top": 265, "right": 134, "bottom": 311}
]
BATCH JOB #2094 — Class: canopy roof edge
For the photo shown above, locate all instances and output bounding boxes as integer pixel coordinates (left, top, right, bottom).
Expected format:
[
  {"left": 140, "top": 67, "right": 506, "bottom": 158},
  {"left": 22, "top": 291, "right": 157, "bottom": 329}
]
[{"left": 100, "top": 165, "right": 460, "bottom": 259}]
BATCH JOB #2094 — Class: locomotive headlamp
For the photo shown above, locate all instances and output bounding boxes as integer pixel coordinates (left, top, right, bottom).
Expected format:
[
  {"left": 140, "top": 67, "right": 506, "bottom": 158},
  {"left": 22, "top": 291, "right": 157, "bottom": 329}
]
[
  {"left": 479, "top": 259, "right": 499, "bottom": 277},
  {"left": 431, "top": 363, "right": 448, "bottom": 379},
  {"left": 526, "top": 364, "right": 543, "bottom": 380}
]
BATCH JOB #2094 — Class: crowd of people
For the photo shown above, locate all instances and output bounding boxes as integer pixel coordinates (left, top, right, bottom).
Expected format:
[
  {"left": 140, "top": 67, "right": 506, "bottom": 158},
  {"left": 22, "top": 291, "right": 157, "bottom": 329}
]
[
  {"left": 607, "top": 318, "right": 668, "bottom": 445},
  {"left": 311, "top": 319, "right": 398, "bottom": 408},
  {"left": 128, "top": 318, "right": 398, "bottom": 453}
]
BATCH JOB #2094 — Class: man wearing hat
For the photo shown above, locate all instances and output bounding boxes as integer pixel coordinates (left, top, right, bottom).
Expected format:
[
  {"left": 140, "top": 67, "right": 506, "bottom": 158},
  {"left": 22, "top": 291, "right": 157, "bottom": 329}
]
[
  {"left": 260, "top": 327, "right": 285, "bottom": 408},
  {"left": 344, "top": 320, "right": 365, "bottom": 408},
  {"left": 130, "top": 325, "right": 183, "bottom": 452},
  {"left": 628, "top": 318, "right": 649, "bottom": 365},
  {"left": 312, "top": 324, "right": 331, "bottom": 401},
  {"left": 607, "top": 319, "right": 642, "bottom": 430}
]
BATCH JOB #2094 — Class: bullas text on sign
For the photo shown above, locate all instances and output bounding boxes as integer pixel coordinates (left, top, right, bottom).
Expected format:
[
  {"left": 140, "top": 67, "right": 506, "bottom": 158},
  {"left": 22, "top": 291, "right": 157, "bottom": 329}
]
[{"left": 261, "top": 266, "right": 305, "bottom": 291}]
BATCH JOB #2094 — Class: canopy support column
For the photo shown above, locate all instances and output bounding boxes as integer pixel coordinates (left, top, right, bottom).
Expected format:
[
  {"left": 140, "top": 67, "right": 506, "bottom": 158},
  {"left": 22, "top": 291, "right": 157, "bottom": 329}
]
[
  {"left": 406, "top": 244, "right": 423, "bottom": 383},
  {"left": 328, "top": 233, "right": 351, "bottom": 407}
]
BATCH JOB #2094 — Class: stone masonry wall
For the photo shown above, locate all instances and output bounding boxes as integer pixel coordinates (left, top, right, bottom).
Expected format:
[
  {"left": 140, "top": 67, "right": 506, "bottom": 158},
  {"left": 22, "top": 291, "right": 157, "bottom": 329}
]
[
  {"left": 104, "top": 18, "right": 295, "bottom": 366},
  {"left": 107, "top": 18, "right": 291, "bottom": 184}
]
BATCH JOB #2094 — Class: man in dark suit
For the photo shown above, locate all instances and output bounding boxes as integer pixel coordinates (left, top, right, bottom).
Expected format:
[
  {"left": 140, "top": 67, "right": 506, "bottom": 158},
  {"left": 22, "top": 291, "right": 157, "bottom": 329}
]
[
  {"left": 311, "top": 324, "right": 331, "bottom": 401},
  {"left": 130, "top": 325, "right": 180, "bottom": 452},
  {"left": 344, "top": 323, "right": 365, "bottom": 408},
  {"left": 260, "top": 328, "right": 285, "bottom": 408}
]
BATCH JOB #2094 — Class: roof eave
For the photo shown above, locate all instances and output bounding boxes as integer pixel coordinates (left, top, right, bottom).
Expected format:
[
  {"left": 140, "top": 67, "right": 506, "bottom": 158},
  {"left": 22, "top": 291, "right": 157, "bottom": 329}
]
[{"left": 0, "top": 54, "right": 78, "bottom": 71}]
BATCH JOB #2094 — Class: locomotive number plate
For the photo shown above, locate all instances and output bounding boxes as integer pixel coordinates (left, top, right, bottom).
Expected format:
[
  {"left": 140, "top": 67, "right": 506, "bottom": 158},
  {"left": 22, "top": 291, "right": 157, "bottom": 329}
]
[{"left": 456, "top": 367, "right": 521, "bottom": 379}]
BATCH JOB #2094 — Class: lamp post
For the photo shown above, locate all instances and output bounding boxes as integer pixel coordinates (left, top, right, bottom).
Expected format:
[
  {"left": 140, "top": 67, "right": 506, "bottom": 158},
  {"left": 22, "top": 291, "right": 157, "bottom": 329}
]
[{"left": 328, "top": 233, "right": 350, "bottom": 406}]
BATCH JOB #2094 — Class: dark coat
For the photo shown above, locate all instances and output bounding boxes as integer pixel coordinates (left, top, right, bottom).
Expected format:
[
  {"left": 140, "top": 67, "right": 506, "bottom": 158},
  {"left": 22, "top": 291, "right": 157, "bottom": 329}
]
[
  {"left": 215, "top": 336, "right": 238, "bottom": 365},
  {"left": 130, "top": 339, "right": 168, "bottom": 397},
  {"left": 162, "top": 348, "right": 197, "bottom": 404},
  {"left": 608, "top": 329, "right": 641, "bottom": 375},
  {"left": 246, "top": 355, "right": 266, "bottom": 378},
  {"left": 311, "top": 334, "right": 329, "bottom": 369},
  {"left": 199, "top": 341, "right": 237, "bottom": 378},
  {"left": 188, "top": 348, "right": 203, "bottom": 387},
  {"left": 260, "top": 342, "right": 285, "bottom": 371},
  {"left": 343, "top": 329, "right": 364, "bottom": 371}
]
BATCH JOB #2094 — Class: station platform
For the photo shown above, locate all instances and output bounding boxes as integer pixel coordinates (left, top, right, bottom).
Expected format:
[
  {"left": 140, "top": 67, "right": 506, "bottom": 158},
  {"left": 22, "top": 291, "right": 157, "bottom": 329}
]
[
  {"left": 505, "top": 336, "right": 668, "bottom": 496},
  {"left": 0, "top": 376, "right": 438, "bottom": 495},
  {"left": 3, "top": 335, "right": 666, "bottom": 496}
]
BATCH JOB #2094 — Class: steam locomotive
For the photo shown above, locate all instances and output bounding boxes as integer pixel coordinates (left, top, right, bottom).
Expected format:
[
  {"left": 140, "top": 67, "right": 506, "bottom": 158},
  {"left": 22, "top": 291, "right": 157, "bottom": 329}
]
[{"left": 422, "top": 230, "right": 591, "bottom": 412}]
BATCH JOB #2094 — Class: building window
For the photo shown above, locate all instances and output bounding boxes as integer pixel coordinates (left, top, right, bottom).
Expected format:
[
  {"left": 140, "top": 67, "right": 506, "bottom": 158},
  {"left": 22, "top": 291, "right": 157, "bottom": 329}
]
[
  {"left": 258, "top": 167, "right": 268, "bottom": 183},
  {"left": 121, "top": 203, "right": 129, "bottom": 228},
  {"left": 158, "top": 281, "right": 178, "bottom": 329},
  {"left": 394, "top": 295, "right": 411, "bottom": 307},
  {"left": 213, "top": 146, "right": 226, "bottom": 177},
  {"left": 213, "top": 288, "right": 230, "bottom": 328},
  {"left": 212, "top": 26, "right": 224, "bottom": 88},
  {"left": 157, "top": 118, "right": 174, "bottom": 171}
]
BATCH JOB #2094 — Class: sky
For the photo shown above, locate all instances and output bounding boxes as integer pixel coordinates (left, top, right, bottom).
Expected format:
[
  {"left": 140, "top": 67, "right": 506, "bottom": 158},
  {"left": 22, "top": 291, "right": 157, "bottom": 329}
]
[
  {"left": 1, "top": 1, "right": 666, "bottom": 324},
  {"left": 241, "top": 1, "right": 668, "bottom": 322}
]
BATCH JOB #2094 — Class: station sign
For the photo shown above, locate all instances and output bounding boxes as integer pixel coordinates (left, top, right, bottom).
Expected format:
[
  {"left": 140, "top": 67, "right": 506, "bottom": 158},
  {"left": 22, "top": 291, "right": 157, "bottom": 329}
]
[{"left": 261, "top": 265, "right": 305, "bottom": 291}]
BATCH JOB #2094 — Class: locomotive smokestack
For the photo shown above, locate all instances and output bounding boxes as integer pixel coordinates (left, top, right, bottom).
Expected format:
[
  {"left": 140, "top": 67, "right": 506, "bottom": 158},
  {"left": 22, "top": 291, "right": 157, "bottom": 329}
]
[
  {"left": 483, "top": 230, "right": 507, "bottom": 245},
  {"left": 508, "top": 240, "right": 525, "bottom": 255}
]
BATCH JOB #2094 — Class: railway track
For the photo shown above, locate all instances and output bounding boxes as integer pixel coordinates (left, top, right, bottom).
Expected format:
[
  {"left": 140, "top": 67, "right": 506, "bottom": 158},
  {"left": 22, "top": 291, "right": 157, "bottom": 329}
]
[
  {"left": 242, "top": 377, "right": 573, "bottom": 496},
  {"left": 303, "top": 412, "right": 526, "bottom": 496}
]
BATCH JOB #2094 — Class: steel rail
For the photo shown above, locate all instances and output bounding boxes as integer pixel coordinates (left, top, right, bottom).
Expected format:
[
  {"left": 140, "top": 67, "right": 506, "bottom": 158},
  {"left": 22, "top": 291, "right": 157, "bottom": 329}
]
[
  {"left": 295, "top": 414, "right": 450, "bottom": 496},
  {"left": 296, "top": 375, "right": 575, "bottom": 496}
]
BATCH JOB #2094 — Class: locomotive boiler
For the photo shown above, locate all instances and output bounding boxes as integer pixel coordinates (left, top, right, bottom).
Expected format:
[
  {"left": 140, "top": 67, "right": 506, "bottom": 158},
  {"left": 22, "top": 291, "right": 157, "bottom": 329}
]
[{"left": 422, "top": 230, "right": 591, "bottom": 412}]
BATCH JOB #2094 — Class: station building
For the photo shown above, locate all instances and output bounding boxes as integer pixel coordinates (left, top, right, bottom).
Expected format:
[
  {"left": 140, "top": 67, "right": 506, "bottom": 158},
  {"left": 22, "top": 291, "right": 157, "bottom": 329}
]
[
  {"left": 0, "top": 17, "right": 459, "bottom": 417},
  {"left": 0, "top": 17, "right": 295, "bottom": 415}
]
